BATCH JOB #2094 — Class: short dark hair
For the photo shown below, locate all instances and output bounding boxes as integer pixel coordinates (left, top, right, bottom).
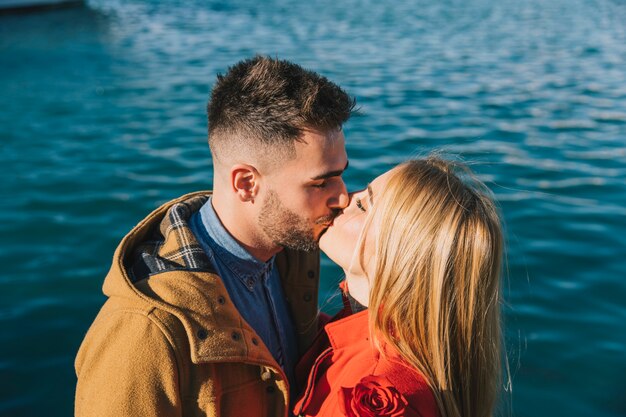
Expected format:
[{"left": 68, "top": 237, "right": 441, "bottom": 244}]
[{"left": 207, "top": 56, "right": 355, "bottom": 160}]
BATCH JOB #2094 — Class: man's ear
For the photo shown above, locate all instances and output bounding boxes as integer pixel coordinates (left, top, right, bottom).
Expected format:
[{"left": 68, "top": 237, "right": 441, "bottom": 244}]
[{"left": 231, "top": 164, "right": 260, "bottom": 203}]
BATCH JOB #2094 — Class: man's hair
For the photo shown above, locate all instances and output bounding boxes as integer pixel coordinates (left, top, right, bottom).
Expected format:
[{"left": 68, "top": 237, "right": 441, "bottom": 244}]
[{"left": 207, "top": 56, "right": 355, "bottom": 162}]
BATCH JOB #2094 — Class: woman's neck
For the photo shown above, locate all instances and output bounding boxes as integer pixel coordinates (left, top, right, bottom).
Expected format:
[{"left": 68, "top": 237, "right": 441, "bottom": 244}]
[{"left": 343, "top": 271, "right": 370, "bottom": 307}]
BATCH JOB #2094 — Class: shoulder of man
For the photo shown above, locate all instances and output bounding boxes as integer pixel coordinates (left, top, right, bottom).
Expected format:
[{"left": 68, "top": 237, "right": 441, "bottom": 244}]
[{"left": 75, "top": 299, "right": 189, "bottom": 417}]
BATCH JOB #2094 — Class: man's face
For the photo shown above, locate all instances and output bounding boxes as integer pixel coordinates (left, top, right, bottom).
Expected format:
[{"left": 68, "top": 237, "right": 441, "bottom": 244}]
[{"left": 258, "top": 129, "right": 349, "bottom": 251}]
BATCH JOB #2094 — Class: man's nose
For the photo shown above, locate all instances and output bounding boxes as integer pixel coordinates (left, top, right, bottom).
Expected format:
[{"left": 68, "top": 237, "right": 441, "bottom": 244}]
[{"left": 329, "top": 179, "right": 350, "bottom": 210}]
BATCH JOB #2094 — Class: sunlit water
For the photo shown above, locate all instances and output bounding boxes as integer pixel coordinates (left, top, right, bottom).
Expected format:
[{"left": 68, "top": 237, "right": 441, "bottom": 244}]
[{"left": 1, "top": 0, "right": 625, "bottom": 415}]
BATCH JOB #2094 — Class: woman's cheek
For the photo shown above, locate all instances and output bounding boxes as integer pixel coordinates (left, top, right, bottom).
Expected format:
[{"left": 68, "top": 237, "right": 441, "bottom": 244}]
[{"left": 320, "top": 227, "right": 345, "bottom": 265}]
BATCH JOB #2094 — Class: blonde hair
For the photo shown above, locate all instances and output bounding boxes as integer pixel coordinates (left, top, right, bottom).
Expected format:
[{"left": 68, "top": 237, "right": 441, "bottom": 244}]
[{"left": 363, "top": 157, "right": 503, "bottom": 417}]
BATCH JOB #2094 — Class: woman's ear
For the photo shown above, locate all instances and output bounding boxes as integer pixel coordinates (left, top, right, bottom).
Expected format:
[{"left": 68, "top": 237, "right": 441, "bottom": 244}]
[{"left": 231, "top": 164, "right": 260, "bottom": 203}]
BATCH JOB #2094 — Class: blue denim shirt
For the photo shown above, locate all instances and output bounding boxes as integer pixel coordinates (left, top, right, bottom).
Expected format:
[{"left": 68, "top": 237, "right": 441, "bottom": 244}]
[{"left": 189, "top": 198, "right": 299, "bottom": 394}]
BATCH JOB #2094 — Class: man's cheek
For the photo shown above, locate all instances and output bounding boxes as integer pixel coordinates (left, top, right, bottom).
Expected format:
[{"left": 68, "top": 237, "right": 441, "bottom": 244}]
[{"left": 302, "top": 192, "right": 323, "bottom": 209}]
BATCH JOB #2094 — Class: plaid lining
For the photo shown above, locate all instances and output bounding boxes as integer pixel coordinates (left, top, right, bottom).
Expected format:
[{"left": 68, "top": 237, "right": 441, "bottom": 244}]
[{"left": 128, "top": 194, "right": 215, "bottom": 282}]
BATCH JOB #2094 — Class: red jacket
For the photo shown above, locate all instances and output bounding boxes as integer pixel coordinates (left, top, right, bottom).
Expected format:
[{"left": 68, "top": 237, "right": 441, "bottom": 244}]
[{"left": 293, "top": 302, "right": 439, "bottom": 417}]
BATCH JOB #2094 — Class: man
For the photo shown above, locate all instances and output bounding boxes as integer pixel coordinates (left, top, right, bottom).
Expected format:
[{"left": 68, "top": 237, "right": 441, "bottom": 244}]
[{"left": 75, "top": 56, "right": 355, "bottom": 417}]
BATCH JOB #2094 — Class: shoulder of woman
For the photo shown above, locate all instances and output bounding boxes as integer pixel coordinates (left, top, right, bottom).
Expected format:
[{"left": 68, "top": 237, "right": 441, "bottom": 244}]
[
  {"left": 374, "top": 357, "right": 432, "bottom": 394},
  {"left": 372, "top": 355, "right": 439, "bottom": 415}
]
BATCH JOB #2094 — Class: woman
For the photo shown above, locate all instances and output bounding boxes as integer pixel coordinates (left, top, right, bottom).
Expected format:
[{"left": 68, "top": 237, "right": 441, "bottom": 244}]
[{"left": 293, "top": 157, "right": 503, "bottom": 417}]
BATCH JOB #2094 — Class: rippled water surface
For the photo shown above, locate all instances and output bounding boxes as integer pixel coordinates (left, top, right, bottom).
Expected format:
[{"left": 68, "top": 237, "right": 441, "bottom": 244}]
[{"left": 1, "top": 0, "right": 625, "bottom": 415}]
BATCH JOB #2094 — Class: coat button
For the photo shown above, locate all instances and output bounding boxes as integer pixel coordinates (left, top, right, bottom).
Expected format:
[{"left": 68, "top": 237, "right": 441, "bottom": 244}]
[
  {"left": 303, "top": 293, "right": 312, "bottom": 302},
  {"left": 231, "top": 331, "right": 241, "bottom": 341},
  {"left": 252, "top": 337, "right": 259, "bottom": 346},
  {"left": 260, "top": 369, "right": 272, "bottom": 381},
  {"left": 197, "top": 329, "right": 208, "bottom": 340},
  {"left": 307, "top": 270, "right": 315, "bottom": 279},
  {"left": 217, "top": 295, "right": 225, "bottom": 305}
]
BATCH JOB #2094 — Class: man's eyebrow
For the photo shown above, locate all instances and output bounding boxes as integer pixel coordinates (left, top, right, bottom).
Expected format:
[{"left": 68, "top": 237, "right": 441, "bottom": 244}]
[{"left": 310, "top": 160, "right": 349, "bottom": 181}]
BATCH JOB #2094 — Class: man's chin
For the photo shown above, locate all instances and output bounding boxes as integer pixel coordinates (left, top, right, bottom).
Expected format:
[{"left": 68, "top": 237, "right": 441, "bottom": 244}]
[{"left": 275, "top": 230, "right": 320, "bottom": 252}]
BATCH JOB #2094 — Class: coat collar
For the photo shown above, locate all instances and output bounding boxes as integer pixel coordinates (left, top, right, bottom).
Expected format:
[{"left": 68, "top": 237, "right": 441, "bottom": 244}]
[
  {"left": 323, "top": 296, "right": 405, "bottom": 364},
  {"left": 324, "top": 309, "right": 370, "bottom": 351}
]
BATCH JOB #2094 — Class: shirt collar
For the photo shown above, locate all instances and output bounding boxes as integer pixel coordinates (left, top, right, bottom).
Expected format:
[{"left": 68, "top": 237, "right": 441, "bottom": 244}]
[{"left": 199, "top": 197, "right": 274, "bottom": 286}]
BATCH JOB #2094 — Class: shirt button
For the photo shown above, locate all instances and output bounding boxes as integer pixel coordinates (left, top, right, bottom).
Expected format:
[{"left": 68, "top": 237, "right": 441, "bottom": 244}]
[
  {"left": 217, "top": 296, "right": 226, "bottom": 305},
  {"left": 307, "top": 270, "right": 315, "bottom": 279},
  {"left": 231, "top": 331, "right": 241, "bottom": 341},
  {"left": 303, "top": 293, "right": 312, "bottom": 302},
  {"left": 246, "top": 279, "right": 254, "bottom": 289},
  {"left": 266, "top": 385, "right": 276, "bottom": 394},
  {"left": 197, "top": 329, "right": 208, "bottom": 340},
  {"left": 252, "top": 337, "right": 259, "bottom": 346}
]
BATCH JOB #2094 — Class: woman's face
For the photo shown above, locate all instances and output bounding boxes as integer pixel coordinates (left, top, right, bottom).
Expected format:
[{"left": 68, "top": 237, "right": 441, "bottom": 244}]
[{"left": 319, "top": 170, "right": 394, "bottom": 277}]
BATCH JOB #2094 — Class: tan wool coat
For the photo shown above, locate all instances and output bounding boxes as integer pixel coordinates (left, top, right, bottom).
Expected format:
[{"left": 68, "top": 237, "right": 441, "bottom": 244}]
[{"left": 75, "top": 192, "right": 321, "bottom": 417}]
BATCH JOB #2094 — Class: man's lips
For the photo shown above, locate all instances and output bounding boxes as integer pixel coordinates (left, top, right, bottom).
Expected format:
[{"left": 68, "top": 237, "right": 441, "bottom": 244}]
[
  {"left": 316, "top": 218, "right": 334, "bottom": 228},
  {"left": 316, "top": 211, "right": 341, "bottom": 228}
]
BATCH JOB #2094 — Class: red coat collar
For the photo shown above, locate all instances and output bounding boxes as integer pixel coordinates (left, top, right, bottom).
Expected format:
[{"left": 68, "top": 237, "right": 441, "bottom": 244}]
[{"left": 324, "top": 308, "right": 370, "bottom": 351}]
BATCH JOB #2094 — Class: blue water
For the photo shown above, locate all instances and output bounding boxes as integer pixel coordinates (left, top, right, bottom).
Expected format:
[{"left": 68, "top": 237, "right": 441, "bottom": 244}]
[{"left": 1, "top": 0, "right": 625, "bottom": 415}]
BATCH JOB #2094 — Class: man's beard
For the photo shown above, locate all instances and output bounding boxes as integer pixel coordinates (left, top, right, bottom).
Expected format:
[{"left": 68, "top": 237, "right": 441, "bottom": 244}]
[{"left": 258, "top": 190, "right": 338, "bottom": 252}]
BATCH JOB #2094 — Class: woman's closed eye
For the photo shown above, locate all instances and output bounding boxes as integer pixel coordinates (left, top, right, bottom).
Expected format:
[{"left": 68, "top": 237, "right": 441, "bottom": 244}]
[
  {"left": 355, "top": 197, "right": 366, "bottom": 212},
  {"left": 354, "top": 184, "right": 373, "bottom": 212}
]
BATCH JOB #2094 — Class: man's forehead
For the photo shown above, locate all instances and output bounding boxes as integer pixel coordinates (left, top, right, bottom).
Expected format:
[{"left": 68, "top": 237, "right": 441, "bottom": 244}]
[
  {"left": 298, "top": 143, "right": 347, "bottom": 176},
  {"left": 290, "top": 126, "right": 344, "bottom": 152},
  {"left": 295, "top": 128, "right": 344, "bottom": 150}
]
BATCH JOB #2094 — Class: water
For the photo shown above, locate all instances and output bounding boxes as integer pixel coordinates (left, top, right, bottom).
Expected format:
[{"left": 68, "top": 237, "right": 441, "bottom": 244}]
[{"left": 1, "top": 0, "right": 625, "bottom": 415}]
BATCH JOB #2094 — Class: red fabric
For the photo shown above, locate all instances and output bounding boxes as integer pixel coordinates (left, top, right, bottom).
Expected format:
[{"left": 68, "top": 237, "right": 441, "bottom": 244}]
[{"left": 294, "top": 307, "right": 438, "bottom": 417}]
